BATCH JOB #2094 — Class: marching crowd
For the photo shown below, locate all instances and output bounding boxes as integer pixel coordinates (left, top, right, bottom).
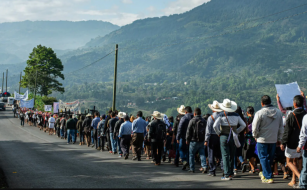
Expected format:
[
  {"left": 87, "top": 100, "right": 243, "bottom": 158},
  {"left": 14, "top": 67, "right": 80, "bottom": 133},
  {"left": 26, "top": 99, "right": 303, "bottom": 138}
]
[{"left": 12, "top": 92, "right": 307, "bottom": 188}]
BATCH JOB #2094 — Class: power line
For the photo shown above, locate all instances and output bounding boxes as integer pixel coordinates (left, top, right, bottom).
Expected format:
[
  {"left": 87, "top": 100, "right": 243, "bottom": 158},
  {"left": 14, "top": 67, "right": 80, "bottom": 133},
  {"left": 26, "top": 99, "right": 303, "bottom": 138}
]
[
  {"left": 119, "top": 10, "right": 307, "bottom": 52},
  {"left": 65, "top": 50, "right": 115, "bottom": 75}
]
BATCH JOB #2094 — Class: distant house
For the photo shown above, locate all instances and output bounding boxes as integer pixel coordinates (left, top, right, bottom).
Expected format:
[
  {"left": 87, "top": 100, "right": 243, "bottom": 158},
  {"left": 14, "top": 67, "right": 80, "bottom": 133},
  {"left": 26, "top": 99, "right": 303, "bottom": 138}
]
[
  {"left": 172, "top": 97, "right": 178, "bottom": 100},
  {"left": 184, "top": 82, "right": 187, "bottom": 85}
]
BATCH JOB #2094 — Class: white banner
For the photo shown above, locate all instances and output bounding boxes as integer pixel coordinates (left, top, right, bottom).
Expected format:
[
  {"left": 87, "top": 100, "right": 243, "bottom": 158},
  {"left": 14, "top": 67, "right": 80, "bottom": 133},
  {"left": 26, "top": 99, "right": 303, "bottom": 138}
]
[
  {"left": 275, "top": 81, "right": 301, "bottom": 108},
  {"left": 20, "top": 98, "right": 34, "bottom": 108},
  {"left": 59, "top": 100, "right": 80, "bottom": 113},
  {"left": 14, "top": 90, "right": 28, "bottom": 101},
  {"left": 53, "top": 102, "right": 59, "bottom": 113},
  {"left": 44, "top": 105, "right": 52, "bottom": 112}
]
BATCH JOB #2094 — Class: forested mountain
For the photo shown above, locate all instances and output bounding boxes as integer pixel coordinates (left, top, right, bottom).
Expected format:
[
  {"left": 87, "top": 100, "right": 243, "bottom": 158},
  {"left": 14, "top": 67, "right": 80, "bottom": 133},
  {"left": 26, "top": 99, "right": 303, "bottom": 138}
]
[
  {"left": 0, "top": 20, "right": 120, "bottom": 64},
  {"left": 55, "top": 0, "right": 307, "bottom": 115}
]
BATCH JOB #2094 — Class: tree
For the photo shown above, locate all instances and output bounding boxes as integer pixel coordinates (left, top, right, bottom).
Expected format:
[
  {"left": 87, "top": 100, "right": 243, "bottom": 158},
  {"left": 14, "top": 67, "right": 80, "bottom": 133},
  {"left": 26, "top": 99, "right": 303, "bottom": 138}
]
[{"left": 21, "top": 45, "right": 65, "bottom": 96}]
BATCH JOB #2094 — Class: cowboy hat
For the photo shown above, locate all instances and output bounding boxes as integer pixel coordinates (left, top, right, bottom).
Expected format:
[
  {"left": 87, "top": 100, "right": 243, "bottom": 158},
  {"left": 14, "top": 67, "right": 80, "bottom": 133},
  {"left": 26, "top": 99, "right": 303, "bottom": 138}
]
[
  {"left": 151, "top": 111, "right": 164, "bottom": 120},
  {"left": 118, "top": 112, "right": 127, "bottom": 118},
  {"left": 218, "top": 99, "right": 237, "bottom": 113},
  {"left": 86, "top": 113, "right": 92, "bottom": 117},
  {"left": 177, "top": 105, "right": 186, "bottom": 115},
  {"left": 208, "top": 100, "right": 223, "bottom": 112}
]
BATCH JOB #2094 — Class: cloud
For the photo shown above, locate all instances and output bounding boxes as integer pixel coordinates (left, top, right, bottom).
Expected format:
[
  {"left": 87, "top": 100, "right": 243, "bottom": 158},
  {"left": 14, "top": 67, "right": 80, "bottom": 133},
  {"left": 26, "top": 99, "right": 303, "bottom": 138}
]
[
  {"left": 121, "top": 0, "right": 132, "bottom": 4},
  {"left": 163, "top": 0, "right": 211, "bottom": 15},
  {"left": 0, "top": 0, "right": 211, "bottom": 26}
]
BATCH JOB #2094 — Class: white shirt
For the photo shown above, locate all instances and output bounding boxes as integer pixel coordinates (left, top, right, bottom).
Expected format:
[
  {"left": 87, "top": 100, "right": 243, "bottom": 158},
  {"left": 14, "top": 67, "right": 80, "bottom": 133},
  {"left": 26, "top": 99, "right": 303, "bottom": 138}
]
[{"left": 48, "top": 117, "right": 55, "bottom": 128}]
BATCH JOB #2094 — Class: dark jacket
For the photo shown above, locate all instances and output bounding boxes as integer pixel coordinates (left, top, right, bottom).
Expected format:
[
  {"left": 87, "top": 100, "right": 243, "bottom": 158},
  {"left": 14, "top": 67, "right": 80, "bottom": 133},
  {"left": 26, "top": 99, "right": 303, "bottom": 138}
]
[
  {"left": 186, "top": 115, "right": 206, "bottom": 142},
  {"left": 176, "top": 113, "right": 194, "bottom": 141},
  {"left": 83, "top": 117, "right": 92, "bottom": 133},
  {"left": 77, "top": 119, "right": 84, "bottom": 132},
  {"left": 66, "top": 118, "right": 76, "bottom": 130},
  {"left": 104, "top": 116, "right": 111, "bottom": 134},
  {"left": 173, "top": 114, "right": 184, "bottom": 138},
  {"left": 148, "top": 119, "right": 167, "bottom": 142},
  {"left": 60, "top": 118, "right": 66, "bottom": 130},
  {"left": 108, "top": 117, "right": 119, "bottom": 133},
  {"left": 114, "top": 119, "right": 124, "bottom": 139},
  {"left": 282, "top": 108, "right": 306, "bottom": 149}
]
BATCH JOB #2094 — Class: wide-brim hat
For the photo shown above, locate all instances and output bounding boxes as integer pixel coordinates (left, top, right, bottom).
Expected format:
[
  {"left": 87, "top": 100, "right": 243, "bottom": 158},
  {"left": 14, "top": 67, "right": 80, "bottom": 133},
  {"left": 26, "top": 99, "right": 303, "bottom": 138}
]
[
  {"left": 151, "top": 111, "right": 164, "bottom": 120},
  {"left": 118, "top": 112, "right": 127, "bottom": 118},
  {"left": 208, "top": 100, "right": 223, "bottom": 112},
  {"left": 219, "top": 99, "right": 237, "bottom": 113},
  {"left": 177, "top": 105, "right": 186, "bottom": 115},
  {"left": 86, "top": 113, "right": 92, "bottom": 117}
]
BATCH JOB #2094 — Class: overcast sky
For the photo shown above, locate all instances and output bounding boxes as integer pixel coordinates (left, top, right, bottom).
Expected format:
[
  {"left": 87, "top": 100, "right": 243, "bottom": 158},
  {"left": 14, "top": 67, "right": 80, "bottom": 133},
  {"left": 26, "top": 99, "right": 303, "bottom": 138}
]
[{"left": 0, "top": 0, "right": 211, "bottom": 26}]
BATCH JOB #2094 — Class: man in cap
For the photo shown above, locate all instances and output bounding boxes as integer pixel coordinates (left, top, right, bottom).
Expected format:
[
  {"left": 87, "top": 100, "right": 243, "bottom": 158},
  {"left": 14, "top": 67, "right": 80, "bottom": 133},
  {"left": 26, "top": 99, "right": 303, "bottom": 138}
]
[
  {"left": 176, "top": 106, "right": 194, "bottom": 170},
  {"left": 148, "top": 111, "right": 167, "bottom": 165},
  {"left": 213, "top": 99, "right": 246, "bottom": 181},
  {"left": 172, "top": 105, "right": 186, "bottom": 167},
  {"left": 114, "top": 112, "right": 126, "bottom": 157},
  {"left": 119, "top": 115, "right": 133, "bottom": 160},
  {"left": 205, "top": 101, "right": 223, "bottom": 176}
]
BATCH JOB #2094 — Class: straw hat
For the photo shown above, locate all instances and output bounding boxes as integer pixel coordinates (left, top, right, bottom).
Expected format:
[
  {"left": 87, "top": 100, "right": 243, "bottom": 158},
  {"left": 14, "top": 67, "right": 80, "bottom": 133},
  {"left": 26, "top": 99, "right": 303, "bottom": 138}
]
[
  {"left": 218, "top": 99, "right": 237, "bottom": 112},
  {"left": 118, "top": 112, "right": 127, "bottom": 118},
  {"left": 151, "top": 111, "right": 164, "bottom": 120},
  {"left": 86, "top": 113, "right": 92, "bottom": 117},
  {"left": 208, "top": 101, "right": 223, "bottom": 112},
  {"left": 177, "top": 105, "right": 186, "bottom": 115}
]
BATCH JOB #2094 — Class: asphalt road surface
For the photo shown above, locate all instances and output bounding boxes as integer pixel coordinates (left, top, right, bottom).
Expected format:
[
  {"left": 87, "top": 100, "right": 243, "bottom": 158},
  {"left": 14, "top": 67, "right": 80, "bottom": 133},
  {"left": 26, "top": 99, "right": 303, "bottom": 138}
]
[{"left": 0, "top": 109, "right": 291, "bottom": 188}]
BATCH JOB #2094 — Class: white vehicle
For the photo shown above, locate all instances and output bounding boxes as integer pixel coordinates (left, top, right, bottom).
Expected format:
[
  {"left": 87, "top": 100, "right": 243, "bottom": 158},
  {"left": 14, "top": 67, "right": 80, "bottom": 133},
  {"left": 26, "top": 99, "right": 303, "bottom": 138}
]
[{"left": 7, "top": 97, "right": 14, "bottom": 106}]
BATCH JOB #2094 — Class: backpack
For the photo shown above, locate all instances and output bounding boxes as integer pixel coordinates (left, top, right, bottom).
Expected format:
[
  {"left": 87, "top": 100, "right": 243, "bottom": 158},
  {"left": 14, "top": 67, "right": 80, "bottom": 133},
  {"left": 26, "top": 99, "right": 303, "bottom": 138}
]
[
  {"left": 156, "top": 123, "right": 166, "bottom": 141},
  {"left": 195, "top": 119, "right": 206, "bottom": 142}
]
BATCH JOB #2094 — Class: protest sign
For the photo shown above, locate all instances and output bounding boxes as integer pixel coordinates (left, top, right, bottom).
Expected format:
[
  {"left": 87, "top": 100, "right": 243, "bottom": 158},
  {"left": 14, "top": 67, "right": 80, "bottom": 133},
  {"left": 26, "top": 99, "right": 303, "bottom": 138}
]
[
  {"left": 275, "top": 81, "right": 301, "bottom": 108},
  {"left": 20, "top": 98, "right": 34, "bottom": 108},
  {"left": 44, "top": 105, "right": 52, "bottom": 112}
]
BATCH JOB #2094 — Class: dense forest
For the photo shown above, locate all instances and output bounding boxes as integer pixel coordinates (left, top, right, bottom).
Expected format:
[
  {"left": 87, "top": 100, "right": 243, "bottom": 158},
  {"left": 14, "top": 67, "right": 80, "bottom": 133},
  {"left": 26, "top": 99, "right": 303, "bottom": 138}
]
[{"left": 6, "top": 0, "right": 307, "bottom": 117}]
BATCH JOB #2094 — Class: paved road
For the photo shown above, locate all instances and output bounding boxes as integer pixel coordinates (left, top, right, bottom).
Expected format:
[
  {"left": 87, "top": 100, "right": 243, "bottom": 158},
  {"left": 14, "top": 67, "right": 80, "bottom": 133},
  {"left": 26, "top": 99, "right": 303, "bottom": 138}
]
[{"left": 0, "top": 109, "right": 291, "bottom": 188}]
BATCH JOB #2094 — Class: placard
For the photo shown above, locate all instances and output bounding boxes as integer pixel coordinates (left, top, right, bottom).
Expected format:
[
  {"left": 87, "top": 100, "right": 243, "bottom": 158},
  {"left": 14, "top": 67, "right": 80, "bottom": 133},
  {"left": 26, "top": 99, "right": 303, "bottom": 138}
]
[{"left": 275, "top": 82, "right": 301, "bottom": 108}]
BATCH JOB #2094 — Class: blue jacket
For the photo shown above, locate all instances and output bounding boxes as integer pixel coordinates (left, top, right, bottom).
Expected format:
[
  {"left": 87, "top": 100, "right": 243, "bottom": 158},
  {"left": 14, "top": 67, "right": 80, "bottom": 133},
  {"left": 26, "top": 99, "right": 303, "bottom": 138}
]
[{"left": 176, "top": 113, "right": 194, "bottom": 141}]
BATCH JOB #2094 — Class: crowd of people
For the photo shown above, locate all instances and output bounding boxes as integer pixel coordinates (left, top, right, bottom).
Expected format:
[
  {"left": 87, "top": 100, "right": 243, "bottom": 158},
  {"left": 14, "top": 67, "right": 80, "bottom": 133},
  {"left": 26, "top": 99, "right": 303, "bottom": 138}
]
[{"left": 12, "top": 92, "right": 307, "bottom": 188}]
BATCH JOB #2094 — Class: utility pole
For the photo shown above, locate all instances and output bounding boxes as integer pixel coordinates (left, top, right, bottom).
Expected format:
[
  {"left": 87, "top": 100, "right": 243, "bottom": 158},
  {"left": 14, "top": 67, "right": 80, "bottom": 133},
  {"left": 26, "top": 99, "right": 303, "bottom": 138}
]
[
  {"left": 6, "top": 69, "right": 8, "bottom": 92},
  {"left": 34, "top": 70, "right": 37, "bottom": 107},
  {"left": 1, "top": 72, "right": 3, "bottom": 93},
  {"left": 112, "top": 44, "right": 118, "bottom": 111},
  {"left": 19, "top": 72, "right": 22, "bottom": 94}
]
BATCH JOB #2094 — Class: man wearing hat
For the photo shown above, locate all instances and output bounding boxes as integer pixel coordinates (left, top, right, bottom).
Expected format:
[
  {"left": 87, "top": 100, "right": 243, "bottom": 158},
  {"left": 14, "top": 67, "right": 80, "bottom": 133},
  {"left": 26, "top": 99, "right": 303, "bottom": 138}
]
[
  {"left": 119, "top": 115, "right": 133, "bottom": 160},
  {"left": 83, "top": 113, "right": 93, "bottom": 147},
  {"left": 148, "top": 111, "right": 167, "bottom": 165},
  {"left": 172, "top": 105, "right": 186, "bottom": 167},
  {"left": 205, "top": 101, "right": 223, "bottom": 176},
  {"left": 213, "top": 99, "right": 246, "bottom": 180},
  {"left": 113, "top": 112, "right": 126, "bottom": 157}
]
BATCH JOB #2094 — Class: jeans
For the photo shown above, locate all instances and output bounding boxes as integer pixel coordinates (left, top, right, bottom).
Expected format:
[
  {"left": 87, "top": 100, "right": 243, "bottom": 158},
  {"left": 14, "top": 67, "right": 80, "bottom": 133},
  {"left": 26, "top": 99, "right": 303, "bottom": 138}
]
[
  {"left": 300, "top": 150, "right": 307, "bottom": 188},
  {"left": 80, "top": 132, "right": 84, "bottom": 143},
  {"left": 116, "top": 136, "right": 123, "bottom": 154},
  {"left": 99, "top": 136, "right": 106, "bottom": 149},
  {"left": 220, "top": 134, "right": 236, "bottom": 177},
  {"left": 91, "top": 130, "right": 94, "bottom": 144},
  {"left": 110, "top": 133, "right": 117, "bottom": 153},
  {"left": 234, "top": 136, "right": 245, "bottom": 169},
  {"left": 175, "top": 140, "right": 180, "bottom": 165},
  {"left": 67, "top": 129, "right": 76, "bottom": 143},
  {"left": 120, "top": 135, "right": 131, "bottom": 156},
  {"left": 179, "top": 138, "right": 189, "bottom": 163},
  {"left": 93, "top": 129, "right": 98, "bottom": 149},
  {"left": 208, "top": 134, "right": 221, "bottom": 174},
  {"left": 20, "top": 118, "right": 24, "bottom": 126},
  {"left": 189, "top": 141, "right": 207, "bottom": 171},
  {"left": 257, "top": 143, "right": 276, "bottom": 180}
]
